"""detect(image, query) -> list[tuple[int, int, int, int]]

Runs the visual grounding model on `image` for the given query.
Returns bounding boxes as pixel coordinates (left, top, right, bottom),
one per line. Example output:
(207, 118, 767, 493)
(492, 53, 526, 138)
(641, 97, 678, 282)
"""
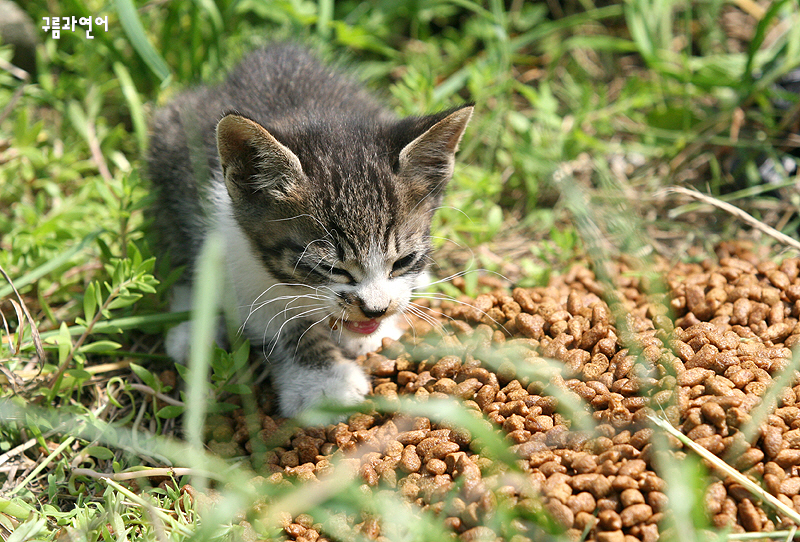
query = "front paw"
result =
(272, 359, 371, 418)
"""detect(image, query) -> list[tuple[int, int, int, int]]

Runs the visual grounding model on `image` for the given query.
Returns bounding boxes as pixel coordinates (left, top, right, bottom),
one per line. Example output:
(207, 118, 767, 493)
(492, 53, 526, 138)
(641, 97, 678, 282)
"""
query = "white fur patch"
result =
(271, 358, 371, 417)
(165, 183, 416, 417)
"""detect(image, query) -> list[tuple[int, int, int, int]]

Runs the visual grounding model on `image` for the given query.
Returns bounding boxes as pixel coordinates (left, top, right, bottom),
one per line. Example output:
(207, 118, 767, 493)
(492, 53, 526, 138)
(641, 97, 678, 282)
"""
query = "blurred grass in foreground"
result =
(1, 0, 800, 540)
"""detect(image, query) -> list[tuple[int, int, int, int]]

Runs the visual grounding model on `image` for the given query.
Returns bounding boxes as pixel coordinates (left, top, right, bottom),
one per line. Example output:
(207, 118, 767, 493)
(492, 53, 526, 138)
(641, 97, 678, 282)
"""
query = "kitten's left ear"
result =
(216, 113, 304, 202)
(396, 105, 473, 200)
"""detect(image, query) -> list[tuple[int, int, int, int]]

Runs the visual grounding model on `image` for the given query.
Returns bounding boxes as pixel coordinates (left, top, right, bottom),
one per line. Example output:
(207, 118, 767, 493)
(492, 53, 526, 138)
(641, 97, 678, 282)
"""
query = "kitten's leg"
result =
(165, 284, 193, 362)
(165, 283, 227, 362)
(268, 319, 371, 417)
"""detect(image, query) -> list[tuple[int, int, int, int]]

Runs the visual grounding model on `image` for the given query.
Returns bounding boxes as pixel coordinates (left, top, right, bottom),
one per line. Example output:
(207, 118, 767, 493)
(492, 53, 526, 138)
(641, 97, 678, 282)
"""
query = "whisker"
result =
(262, 306, 329, 358)
(294, 311, 335, 359)
(240, 294, 330, 332)
(405, 305, 448, 338)
(412, 268, 510, 291)
(423, 235, 466, 250)
(431, 205, 475, 225)
(409, 292, 511, 335)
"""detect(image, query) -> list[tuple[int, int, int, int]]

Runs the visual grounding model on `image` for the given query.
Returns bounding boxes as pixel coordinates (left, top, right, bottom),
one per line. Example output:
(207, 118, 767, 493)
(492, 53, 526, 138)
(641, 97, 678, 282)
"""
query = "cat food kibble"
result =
(198, 245, 800, 541)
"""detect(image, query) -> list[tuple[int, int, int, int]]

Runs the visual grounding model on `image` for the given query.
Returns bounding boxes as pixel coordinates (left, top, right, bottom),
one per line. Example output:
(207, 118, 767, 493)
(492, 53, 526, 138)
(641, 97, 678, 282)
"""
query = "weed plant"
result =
(1, 0, 800, 540)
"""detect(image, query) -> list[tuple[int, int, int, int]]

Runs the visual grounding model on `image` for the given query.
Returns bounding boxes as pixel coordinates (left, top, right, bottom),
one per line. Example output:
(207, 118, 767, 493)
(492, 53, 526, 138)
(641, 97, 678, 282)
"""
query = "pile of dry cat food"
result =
(203, 243, 800, 541)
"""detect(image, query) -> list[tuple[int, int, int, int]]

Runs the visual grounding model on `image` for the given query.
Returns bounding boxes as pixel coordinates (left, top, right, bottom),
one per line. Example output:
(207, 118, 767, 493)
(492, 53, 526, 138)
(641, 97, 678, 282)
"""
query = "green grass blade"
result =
(113, 0, 172, 84)
(745, 0, 792, 83)
(112, 62, 147, 154)
(34, 311, 190, 343)
(317, 0, 333, 39)
(185, 231, 225, 494)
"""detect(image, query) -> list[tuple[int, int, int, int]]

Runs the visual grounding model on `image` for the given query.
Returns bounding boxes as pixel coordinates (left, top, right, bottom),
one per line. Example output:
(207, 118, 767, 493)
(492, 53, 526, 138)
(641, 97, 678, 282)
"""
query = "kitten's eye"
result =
(391, 253, 417, 276)
(330, 267, 356, 284)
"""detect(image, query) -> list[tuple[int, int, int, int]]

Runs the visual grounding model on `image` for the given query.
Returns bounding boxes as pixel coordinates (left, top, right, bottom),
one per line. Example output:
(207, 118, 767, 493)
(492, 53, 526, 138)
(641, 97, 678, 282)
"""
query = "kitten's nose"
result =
(361, 306, 387, 319)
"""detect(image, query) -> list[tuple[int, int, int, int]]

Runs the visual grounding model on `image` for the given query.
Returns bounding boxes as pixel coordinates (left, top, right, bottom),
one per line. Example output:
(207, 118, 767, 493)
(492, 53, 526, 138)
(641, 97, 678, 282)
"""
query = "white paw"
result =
(165, 321, 192, 363)
(165, 320, 227, 363)
(273, 359, 371, 418)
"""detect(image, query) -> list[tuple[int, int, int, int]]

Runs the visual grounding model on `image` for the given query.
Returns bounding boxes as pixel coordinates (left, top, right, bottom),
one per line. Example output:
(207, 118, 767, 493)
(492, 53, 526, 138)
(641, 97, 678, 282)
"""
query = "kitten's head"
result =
(216, 106, 472, 340)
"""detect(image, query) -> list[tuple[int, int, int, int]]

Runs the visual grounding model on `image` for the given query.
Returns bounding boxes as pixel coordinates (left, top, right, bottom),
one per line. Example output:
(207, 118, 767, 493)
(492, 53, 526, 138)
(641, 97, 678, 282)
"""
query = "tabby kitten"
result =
(148, 45, 472, 416)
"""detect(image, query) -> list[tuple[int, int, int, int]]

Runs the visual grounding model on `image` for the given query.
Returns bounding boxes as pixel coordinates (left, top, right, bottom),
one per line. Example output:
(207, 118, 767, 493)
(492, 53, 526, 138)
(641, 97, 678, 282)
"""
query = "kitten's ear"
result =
(396, 105, 473, 200)
(216, 114, 304, 200)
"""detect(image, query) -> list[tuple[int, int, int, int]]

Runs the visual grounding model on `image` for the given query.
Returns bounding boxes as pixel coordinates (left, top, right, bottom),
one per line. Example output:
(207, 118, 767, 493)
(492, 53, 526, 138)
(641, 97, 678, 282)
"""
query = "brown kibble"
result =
(617, 459, 646, 478)
(456, 378, 483, 400)
(433, 378, 457, 394)
(365, 353, 396, 376)
(620, 504, 652, 527)
(399, 445, 421, 473)
(738, 498, 761, 532)
(678, 367, 712, 387)
(762, 425, 784, 459)
(774, 448, 800, 467)
(567, 492, 597, 515)
(431, 355, 462, 379)
(734, 447, 764, 470)
(460, 526, 497, 542)
(620, 489, 645, 508)
(574, 511, 598, 532)
(425, 458, 447, 476)
(597, 509, 622, 531)
(596, 532, 625, 542)
(516, 312, 546, 339)
(396, 430, 426, 446)
(417, 437, 460, 461)
(647, 491, 668, 513)
(700, 401, 726, 427)
(571, 473, 612, 498)
(571, 453, 598, 474)
(612, 475, 638, 491)
(285, 523, 307, 538)
(544, 499, 574, 530)
(779, 477, 800, 497)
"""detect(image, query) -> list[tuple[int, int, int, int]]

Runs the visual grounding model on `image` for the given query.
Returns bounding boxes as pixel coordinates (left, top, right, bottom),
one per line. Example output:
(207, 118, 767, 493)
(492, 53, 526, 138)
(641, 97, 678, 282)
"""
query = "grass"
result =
(1, 0, 800, 540)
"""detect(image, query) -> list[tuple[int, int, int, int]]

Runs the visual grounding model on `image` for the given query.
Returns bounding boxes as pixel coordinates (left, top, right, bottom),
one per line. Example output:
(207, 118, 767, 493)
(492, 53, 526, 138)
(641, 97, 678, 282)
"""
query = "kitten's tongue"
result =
(343, 319, 381, 335)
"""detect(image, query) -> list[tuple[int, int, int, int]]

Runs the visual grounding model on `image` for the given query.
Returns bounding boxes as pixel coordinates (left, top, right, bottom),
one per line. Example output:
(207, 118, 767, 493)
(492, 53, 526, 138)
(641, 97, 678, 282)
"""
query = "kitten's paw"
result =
(164, 320, 227, 363)
(165, 322, 192, 363)
(274, 360, 371, 418)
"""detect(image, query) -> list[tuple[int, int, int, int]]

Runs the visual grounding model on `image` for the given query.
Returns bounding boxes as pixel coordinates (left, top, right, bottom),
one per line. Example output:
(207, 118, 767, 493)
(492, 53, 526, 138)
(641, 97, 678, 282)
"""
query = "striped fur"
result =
(148, 45, 471, 416)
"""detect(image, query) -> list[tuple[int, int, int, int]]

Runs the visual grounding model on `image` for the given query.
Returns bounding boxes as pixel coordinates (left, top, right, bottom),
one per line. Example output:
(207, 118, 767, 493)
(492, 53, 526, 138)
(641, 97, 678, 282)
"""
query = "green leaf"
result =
(0, 498, 33, 520)
(85, 446, 115, 460)
(156, 405, 185, 419)
(107, 293, 143, 310)
(57, 321, 72, 364)
(83, 282, 97, 324)
(78, 340, 122, 353)
(129, 363, 158, 389)
(65, 369, 92, 381)
(221, 383, 253, 395)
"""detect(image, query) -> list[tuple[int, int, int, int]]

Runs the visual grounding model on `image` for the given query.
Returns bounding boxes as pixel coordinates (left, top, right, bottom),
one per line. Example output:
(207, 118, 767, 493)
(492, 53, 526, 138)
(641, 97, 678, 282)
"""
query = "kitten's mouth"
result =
(329, 318, 381, 335)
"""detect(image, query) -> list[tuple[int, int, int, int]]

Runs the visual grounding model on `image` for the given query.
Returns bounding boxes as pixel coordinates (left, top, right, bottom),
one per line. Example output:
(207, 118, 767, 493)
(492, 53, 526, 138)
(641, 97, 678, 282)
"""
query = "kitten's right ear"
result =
(216, 114, 304, 201)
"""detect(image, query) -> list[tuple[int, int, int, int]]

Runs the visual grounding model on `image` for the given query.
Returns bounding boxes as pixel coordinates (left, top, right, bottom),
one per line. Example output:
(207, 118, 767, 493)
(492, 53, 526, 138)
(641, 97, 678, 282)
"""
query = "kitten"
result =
(147, 45, 472, 416)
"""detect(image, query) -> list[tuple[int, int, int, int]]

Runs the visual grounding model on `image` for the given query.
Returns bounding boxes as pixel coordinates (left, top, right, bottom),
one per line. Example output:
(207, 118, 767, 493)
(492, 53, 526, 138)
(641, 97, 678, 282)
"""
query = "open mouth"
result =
(329, 318, 381, 335)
